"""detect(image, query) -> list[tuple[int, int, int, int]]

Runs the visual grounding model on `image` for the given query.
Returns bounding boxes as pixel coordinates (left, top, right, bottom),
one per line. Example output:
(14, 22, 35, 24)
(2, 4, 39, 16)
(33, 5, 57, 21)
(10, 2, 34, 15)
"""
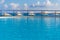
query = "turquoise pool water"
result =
(0, 16, 60, 40)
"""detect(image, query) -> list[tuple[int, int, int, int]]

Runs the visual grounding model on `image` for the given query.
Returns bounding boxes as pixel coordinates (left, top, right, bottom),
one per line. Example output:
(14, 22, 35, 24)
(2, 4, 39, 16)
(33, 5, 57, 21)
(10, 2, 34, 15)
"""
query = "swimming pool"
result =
(0, 16, 60, 40)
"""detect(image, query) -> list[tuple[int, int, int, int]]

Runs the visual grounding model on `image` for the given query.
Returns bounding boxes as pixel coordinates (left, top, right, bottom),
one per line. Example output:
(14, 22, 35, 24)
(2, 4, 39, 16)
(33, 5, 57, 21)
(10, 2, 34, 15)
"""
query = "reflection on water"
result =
(0, 17, 60, 40)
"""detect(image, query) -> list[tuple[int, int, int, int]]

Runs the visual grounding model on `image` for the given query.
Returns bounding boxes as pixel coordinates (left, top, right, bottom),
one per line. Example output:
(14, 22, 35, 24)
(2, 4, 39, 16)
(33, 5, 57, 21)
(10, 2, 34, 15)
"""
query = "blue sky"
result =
(0, 0, 60, 10)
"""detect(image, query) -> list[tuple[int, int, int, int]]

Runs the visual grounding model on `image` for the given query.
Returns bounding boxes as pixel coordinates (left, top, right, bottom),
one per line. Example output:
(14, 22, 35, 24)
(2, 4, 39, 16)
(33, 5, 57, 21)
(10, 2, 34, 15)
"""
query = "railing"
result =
(0, 10, 60, 16)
